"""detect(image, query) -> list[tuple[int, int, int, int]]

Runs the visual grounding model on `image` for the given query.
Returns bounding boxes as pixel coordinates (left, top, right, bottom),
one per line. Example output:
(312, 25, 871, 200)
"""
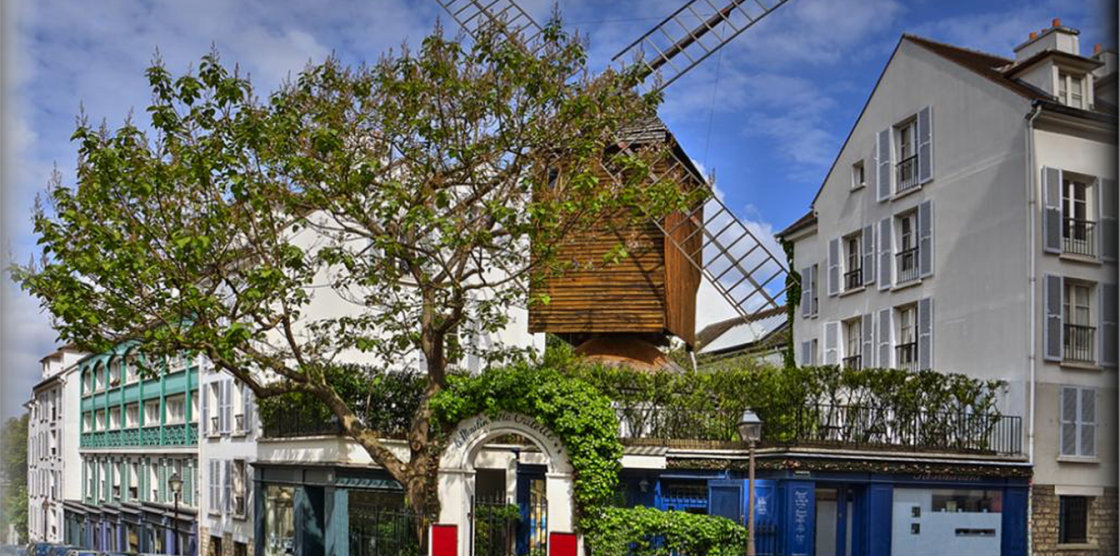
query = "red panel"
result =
(431, 524, 457, 556)
(549, 532, 578, 556)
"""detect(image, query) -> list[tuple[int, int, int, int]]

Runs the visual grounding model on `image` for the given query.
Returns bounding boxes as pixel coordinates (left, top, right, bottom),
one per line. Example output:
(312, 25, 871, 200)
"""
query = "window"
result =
(851, 160, 866, 189)
(165, 395, 186, 425)
(1062, 176, 1095, 257)
(1059, 496, 1089, 544)
(83, 412, 92, 433)
(113, 461, 122, 500)
(1063, 281, 1095, 362)
(125, 403, 139, 428)
(209, 460, 222, 513)
(168, 353, 188, 374)
(896, 212, 919, 283)
(150, 461, 160, 502)
(129, 462, 139, 500)
(144, 400, 160, 427)
(896, 119, 918, 192)
(210, 383, 222, 434)
(896, 305, 918, 371)
(844, 233, 862, 291)
(843, 318, 861, 369)
(232, 383, 245, 433)
(82, 370, 92, 395)
(109, 358, 121, 387)
(95, 410, 106, 431)
(1061, 386, 1097, 458)
(264, 485, 296, 556)
(125, 354, 140, 384)
(109, 407, 121, 430)
(1058, 72, 1085, 109)
(232, 460, 247, 517)
(86, 462, 95, 501)
(100, 462, 108, 503)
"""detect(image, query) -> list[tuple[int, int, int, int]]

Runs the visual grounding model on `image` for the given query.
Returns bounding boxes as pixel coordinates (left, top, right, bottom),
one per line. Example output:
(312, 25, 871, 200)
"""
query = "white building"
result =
(26, 346, 85, 543)
(777, 19, 1117, 554)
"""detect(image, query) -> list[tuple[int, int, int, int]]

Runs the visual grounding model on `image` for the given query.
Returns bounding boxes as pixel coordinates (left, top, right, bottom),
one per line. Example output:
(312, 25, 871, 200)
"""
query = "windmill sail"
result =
(434, 0, 797, 326)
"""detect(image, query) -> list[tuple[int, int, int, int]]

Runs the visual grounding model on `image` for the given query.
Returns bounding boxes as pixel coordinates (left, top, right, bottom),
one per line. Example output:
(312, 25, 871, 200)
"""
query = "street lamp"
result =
(168, 472, 183, 556)
(738, 410, 763, 556)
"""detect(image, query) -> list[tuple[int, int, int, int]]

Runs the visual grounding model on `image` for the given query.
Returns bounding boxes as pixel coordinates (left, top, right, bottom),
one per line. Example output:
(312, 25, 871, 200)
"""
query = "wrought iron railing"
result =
(896, 341, 918, 371)
(896, 246, 919, 283)
(842, 355, 862, 370)
(261, 406, 412, 439)
(349, 506, 420, 556)
(896, 155, 918, 192)
(1063, 323, 1095, 363)
(844, 267, 862, 291)
(615, 403, 1022, 455)
(1063, 218, 1096, 257)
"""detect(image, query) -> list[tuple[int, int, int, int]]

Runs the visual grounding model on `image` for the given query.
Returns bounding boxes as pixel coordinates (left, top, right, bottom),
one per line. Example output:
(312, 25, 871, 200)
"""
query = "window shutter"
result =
(800, 341, 812, 367)
(1042, 167, 1062, 253)
(1080, 388, 1096, 457)
(861, 313, 874, 369)
(878, 218, 892, 290)
(828, 238, 840, 296)
(1043, 274, 1063, 361)
(862, 225, 875, 286)
(244, 384, 254, 434)
(1060, 387, 1077, 456)
(1101, 284, 1117, 367)
(917, 106, 933, 184)
(824, 321, 839, 365)
(918, 200, 934, 278)
(918, 297, 933, 370)
(801, 267, 813, 317)
(222, 380, 231, 434)
(224, 460, 232, 514)
(867, 148, 876, 194)
(201, 381, 208, 436)
(876, 128, 892, 201)
(878, 308, 892, 368)
(809, 265, 817, 315)
(1100, 178, 1117, 262)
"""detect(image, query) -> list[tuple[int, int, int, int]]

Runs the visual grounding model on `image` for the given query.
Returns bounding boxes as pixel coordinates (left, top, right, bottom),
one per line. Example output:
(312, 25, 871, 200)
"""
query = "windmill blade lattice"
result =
(612, 0, 792, 95)
(433, 0, 796, 324)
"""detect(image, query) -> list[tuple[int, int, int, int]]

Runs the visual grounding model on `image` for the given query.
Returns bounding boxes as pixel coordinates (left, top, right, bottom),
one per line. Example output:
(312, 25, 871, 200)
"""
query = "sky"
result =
(1, 0, 1115, 417)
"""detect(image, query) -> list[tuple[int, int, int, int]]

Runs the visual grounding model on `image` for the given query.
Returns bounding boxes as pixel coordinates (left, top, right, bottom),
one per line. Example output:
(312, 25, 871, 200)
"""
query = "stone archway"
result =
(437, 412, 577, 556)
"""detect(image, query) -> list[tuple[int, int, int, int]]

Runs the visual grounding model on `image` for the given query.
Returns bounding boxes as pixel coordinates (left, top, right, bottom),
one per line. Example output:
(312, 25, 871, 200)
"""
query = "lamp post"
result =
(168, 472, 183, 556)
(737, 410, 763, 556)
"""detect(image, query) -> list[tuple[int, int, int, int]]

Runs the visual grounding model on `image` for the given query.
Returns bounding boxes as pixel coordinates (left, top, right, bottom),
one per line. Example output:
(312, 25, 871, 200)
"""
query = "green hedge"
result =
(582, 506, 747, 556)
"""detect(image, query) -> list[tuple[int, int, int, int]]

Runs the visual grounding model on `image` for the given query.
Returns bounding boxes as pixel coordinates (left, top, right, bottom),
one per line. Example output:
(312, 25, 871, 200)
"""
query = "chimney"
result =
(1093, 46, 1117, 78)
(1014, 18, 1081, 62)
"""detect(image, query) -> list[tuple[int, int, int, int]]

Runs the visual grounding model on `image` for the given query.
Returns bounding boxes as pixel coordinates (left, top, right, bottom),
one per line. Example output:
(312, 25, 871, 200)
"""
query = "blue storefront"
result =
(617, 459, 1029, 556)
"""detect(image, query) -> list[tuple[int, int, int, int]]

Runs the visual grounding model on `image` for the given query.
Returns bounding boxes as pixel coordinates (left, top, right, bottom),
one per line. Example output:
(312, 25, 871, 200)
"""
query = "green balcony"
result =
(80, 423, 197, 448)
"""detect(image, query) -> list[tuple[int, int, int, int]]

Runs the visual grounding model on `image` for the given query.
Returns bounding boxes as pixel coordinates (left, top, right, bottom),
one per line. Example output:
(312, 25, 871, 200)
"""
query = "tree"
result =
(1, 414, 29, 543)
(13, 17, 695, 536)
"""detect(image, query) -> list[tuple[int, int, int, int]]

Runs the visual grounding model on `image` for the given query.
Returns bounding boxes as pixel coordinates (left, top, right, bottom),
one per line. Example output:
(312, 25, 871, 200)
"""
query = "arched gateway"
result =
(436, 412, 578, 556)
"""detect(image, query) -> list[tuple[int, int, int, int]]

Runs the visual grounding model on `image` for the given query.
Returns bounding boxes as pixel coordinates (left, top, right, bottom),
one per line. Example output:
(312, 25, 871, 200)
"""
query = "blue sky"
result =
(1, 0, 1114, 416)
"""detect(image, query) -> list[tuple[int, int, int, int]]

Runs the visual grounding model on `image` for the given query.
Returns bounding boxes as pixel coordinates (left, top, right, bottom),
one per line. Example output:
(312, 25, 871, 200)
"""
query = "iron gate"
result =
(349, 503, 420, 556)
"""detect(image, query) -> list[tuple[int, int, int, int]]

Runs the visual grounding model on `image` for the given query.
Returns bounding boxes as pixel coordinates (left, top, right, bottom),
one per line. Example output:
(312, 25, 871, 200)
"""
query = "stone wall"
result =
(1032, 484, 1118, 556)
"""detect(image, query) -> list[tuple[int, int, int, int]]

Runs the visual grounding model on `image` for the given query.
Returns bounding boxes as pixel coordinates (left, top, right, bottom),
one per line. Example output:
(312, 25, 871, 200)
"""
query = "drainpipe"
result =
(1024, 100, 1042, 556)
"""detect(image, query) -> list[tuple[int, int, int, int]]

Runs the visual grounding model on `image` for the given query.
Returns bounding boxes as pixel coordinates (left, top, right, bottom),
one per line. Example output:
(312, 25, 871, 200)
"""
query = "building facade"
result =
(64, 347, 202, 554)
(778, 21, 1117, 556)
(27, 346, 85, 544)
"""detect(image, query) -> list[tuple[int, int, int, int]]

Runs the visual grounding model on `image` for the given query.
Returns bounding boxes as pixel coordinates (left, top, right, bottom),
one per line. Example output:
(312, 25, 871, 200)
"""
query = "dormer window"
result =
(1058, 72, 1085, 109)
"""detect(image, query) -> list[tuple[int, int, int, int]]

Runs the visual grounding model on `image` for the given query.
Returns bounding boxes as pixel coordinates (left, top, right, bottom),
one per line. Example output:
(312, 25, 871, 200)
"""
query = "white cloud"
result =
(0, 280, 58, 418)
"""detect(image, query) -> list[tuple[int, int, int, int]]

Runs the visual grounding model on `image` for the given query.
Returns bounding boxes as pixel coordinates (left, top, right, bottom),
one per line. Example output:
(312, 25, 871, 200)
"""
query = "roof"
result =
(618, 114, 707, 185)
(696, 305, 787, 354)
(775, 210, 817, 239)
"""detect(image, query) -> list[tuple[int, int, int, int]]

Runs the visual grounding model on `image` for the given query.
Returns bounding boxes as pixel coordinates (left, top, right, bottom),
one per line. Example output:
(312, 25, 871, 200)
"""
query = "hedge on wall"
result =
(582, 506, 747, 556)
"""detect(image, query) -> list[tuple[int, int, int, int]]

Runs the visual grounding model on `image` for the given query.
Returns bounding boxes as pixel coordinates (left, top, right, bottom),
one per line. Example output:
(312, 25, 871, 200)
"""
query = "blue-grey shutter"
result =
(1101, 284, 1117, 366)
(800, 341, 812, 366)
(1043, 274, 1063, 361)
(200, 380, 208, 436)
(1080, 388, 1096, 457)
(222, 380, 231, 434)
(861, 313, 874, 369)
(244, 384, 254, 434)
(917, 106, 933, 184)
(878, 218, 892, 290)
(918, 200, 934, 278)
(877, 128, 892, 201)
(809, 265, 818, 315)
(918, 298, 933, 370)
(867, 148, 876, 194)
(1060, 387, 1077, 456)
(1100, 178, 1117, 262)
(801, 266, 813, 317)
(828, 238, 840, 296)
(224, 460, 232, 514)
(824, 322, 839, 365)
(862, 225, 875, 286)
(1043, 167, 1062, 253)
(878, 308, 891, 368)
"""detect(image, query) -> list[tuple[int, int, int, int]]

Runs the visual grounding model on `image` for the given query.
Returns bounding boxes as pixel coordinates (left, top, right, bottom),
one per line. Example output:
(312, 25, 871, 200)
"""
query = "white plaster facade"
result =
(780, 25, 1116, 502)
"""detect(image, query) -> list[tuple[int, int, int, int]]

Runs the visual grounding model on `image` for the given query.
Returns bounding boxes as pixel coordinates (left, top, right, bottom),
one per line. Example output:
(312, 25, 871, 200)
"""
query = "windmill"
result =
(437, 0, 796, 367)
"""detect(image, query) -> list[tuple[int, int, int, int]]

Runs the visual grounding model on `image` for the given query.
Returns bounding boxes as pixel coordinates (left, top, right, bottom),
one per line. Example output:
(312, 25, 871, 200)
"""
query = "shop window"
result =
(661, 480, 708, 513)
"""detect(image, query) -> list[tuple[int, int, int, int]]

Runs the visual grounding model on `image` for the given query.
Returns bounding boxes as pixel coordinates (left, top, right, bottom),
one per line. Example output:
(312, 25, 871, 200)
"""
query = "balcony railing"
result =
(615, 403, 1022, 456)
(80, 424, 197, 448)
(842, 355, 862, 370)
(896, 246, 919, 283)
(1063, 323, 1095, 363)
(896, 341, 918, 372)
(262, 404, 413, 440)
(896, 155, 918, 193)
(844, 267, 862, 291)
(235, 414, 245, 433)
(1062, 218, 1096, 257)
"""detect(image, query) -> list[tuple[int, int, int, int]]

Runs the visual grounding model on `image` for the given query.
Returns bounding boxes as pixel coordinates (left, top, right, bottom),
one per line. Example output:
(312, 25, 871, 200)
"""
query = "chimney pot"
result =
(1030, 31, 1038, 40)
(1052, 18, 1061, 28)
(1094, 43, 1102, 54)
